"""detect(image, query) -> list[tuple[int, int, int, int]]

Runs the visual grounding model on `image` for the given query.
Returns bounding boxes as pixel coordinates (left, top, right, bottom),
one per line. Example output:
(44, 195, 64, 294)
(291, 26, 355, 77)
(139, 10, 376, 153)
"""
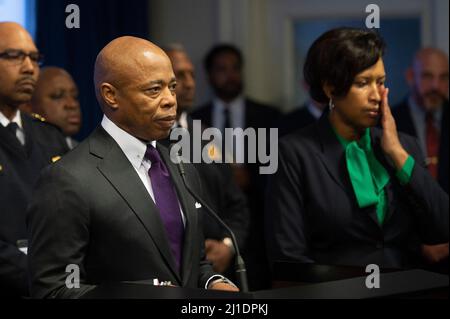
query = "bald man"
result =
(31, 67, 82, 149)
(393, 48, 448, 193)
(393, 48, 449, 269)
(27, 36, 239, 298)
(0, 22, 68, 297)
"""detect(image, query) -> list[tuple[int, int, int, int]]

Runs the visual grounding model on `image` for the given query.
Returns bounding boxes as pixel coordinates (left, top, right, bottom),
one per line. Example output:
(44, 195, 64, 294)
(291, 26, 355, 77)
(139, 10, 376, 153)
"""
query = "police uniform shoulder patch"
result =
(31, 113, 46, 122)
(51, 156, 61, 163)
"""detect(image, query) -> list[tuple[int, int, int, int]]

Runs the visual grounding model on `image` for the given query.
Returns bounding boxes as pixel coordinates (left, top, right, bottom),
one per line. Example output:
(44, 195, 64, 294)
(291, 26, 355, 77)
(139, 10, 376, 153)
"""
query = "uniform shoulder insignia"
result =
(51, 156, 61, 163)
(31, 113, 46, 122)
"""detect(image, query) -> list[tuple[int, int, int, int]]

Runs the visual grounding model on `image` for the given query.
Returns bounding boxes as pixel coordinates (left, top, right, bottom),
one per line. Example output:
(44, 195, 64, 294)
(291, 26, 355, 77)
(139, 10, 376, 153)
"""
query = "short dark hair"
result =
(303, 27, 386, 104)
(204, 44, 243, 72)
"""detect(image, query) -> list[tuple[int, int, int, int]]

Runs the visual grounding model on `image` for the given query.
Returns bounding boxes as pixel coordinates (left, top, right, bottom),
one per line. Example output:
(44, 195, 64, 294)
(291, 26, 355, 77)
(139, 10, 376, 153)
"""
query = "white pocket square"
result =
(195, 202, 202, 209)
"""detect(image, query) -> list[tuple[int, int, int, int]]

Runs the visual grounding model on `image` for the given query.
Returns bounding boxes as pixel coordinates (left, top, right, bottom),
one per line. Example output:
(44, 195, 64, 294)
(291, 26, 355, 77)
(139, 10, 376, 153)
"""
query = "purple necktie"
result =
(145, 144, 184, 271)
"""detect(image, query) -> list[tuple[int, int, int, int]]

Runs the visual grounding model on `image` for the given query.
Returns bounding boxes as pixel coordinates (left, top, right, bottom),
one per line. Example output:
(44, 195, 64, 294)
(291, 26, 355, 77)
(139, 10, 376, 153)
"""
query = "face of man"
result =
(410, 50, 449, 112)
(32, 69, 82, 136)
(167, 50, 195, 113)
(0, 24, 40, 111)
(113, 50, 178, 141)
(208, 52, 243, 102)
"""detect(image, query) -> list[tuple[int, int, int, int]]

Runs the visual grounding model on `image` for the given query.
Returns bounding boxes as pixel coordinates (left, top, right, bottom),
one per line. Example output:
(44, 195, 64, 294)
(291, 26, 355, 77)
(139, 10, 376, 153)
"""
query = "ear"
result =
(405, 67, 414, 87)
(323, 83, 334, 100)
(101, 83, 119, 110)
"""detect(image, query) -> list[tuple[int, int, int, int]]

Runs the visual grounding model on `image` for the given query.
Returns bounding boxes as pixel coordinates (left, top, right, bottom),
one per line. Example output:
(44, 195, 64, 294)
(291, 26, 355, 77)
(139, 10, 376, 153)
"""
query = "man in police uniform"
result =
(0, 22, 68, 297)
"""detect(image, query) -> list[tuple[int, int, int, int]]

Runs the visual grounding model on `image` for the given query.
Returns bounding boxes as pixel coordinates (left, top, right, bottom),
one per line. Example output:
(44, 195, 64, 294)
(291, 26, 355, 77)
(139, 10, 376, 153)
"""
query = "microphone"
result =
(174, 153, 249, 293)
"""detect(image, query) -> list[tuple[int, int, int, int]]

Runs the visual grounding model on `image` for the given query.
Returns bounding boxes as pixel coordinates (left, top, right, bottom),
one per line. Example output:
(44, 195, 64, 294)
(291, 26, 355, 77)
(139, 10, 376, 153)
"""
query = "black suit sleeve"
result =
(264, 139, 313, 267)
(0, 241, 28, 296)
(27, 165, 95, 298)
(399, 134, 449, 244)
(199, 163, 249, 251)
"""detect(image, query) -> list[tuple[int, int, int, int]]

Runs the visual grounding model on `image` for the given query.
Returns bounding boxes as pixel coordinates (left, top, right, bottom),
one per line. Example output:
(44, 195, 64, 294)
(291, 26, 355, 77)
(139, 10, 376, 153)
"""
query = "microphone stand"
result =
(175, 155, 249, 293)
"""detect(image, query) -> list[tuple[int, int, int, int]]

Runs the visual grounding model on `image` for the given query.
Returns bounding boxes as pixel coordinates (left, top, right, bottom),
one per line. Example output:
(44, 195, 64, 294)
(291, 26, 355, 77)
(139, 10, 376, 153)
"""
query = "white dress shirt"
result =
(212, 96, 246, 163)
(0, 110, 26, 145)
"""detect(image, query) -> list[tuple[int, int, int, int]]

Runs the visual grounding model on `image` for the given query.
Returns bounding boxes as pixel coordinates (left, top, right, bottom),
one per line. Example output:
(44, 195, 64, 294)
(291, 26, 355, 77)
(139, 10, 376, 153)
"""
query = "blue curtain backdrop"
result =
(36, 0, 149, 140)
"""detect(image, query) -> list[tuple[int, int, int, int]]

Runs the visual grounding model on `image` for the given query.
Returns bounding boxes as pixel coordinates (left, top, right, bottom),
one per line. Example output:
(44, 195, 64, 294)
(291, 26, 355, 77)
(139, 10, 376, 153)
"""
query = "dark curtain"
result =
(36, 0, 150, 140)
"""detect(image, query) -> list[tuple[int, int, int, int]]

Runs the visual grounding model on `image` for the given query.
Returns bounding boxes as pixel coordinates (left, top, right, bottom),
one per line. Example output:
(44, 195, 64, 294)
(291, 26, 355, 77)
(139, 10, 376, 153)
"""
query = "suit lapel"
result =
(0, 122, 27, 158)
(91, 127, 181, 283)
(157, 142, 197, 285)
(315, 114, 354, 197)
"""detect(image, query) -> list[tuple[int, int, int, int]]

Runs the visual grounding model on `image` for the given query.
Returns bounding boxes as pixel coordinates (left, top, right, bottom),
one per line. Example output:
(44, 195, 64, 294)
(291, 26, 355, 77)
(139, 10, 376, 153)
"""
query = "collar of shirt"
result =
(212, 95, 245, 130)
(0, 109, 23, 129)
(101, 115, 156, 170)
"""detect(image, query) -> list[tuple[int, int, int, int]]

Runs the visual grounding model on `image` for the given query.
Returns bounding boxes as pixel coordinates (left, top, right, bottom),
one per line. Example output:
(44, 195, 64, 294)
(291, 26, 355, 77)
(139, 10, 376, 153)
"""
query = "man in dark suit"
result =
(164, 45, 249, 276)
(392, 47, 449, 269)
(393, 48, 448, 193)
(277, 99, 325, 137)
(0, 22, 68, 297)
(27, 36, 238, 298)
(191, 44, 280, 290)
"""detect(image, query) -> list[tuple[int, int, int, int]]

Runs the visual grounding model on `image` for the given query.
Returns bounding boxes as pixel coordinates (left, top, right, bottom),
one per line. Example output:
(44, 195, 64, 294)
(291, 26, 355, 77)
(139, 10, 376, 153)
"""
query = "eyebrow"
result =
(146, 77, 177, 86)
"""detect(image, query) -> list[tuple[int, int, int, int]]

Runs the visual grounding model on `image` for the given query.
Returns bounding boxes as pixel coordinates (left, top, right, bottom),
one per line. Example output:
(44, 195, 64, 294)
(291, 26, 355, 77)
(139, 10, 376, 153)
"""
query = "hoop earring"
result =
(328, 98, 335, 111)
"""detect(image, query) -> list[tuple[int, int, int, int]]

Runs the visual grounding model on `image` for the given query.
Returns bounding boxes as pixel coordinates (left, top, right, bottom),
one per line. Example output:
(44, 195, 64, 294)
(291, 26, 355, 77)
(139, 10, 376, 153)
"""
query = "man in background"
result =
(164, 44, 249, 277)
(393, 47, 449, 271)
(0, 22, 68, 297)
(192, 44, 280, 290)
(31, 66, 82, 149)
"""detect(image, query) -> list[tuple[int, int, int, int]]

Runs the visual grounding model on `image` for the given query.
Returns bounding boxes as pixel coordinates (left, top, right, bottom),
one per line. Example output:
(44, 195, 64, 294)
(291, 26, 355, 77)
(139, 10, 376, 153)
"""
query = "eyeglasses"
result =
(0, 49, 44, 66)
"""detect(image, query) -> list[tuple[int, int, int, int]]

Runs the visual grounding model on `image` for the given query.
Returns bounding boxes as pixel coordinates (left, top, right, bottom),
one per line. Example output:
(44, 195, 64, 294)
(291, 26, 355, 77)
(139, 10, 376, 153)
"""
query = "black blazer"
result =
(27, 127, 216, 298)
(191, 98, 280, 131)
(192, 99, 280, 289)
(392, 99, 449, 193)
(276, 104, 319, 137)
(0, 112, 68, 297)
(265, 114, 449, 269)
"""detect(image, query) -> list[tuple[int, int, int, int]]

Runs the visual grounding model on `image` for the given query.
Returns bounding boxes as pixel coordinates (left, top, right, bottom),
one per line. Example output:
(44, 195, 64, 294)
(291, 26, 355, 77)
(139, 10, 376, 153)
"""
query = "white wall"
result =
(149, 0, 218, 107)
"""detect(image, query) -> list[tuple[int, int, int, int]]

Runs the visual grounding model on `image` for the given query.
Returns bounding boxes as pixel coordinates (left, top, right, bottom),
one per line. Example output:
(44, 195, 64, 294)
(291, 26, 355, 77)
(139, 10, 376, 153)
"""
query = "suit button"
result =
(376, 242, 383, 249)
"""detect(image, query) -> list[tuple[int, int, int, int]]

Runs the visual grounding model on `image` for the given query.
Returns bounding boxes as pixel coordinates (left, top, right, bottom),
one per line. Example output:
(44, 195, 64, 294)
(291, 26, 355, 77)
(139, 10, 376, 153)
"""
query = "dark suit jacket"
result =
(191, 99, 280, 290)
(276, 104, 319, 137)
(0, 112, 68, 297)
(265, 114, 449, 269)
(27, 127, 217, 298)
(392, 99, 449, 193)
(191, 98, 280, 131)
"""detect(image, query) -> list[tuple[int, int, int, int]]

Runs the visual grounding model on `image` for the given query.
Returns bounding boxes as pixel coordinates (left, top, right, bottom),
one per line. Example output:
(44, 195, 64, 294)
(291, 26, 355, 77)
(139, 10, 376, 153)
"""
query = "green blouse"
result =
(333, 128, 415, 225)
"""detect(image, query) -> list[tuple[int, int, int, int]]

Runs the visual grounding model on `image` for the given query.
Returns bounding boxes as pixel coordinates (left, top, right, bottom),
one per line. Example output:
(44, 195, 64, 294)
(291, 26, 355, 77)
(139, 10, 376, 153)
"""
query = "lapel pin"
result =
(51, 156, 61, 163)
(195, 202, 202, 209)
